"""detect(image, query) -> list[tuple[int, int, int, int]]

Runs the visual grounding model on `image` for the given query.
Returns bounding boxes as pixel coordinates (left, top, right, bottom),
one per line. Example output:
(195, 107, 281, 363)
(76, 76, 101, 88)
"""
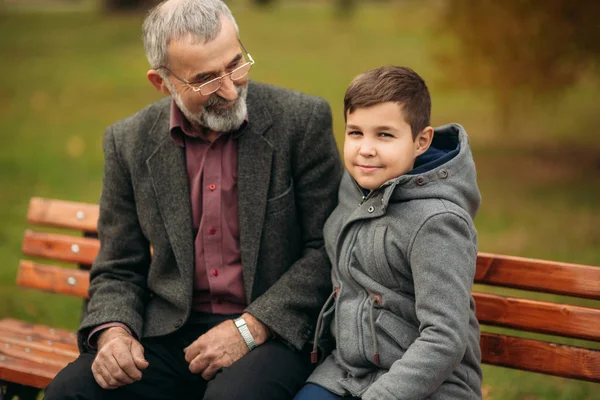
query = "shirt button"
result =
(209, 184, 216, 191)
(212, 269, 219, 276)
(209, 227, 216, 235)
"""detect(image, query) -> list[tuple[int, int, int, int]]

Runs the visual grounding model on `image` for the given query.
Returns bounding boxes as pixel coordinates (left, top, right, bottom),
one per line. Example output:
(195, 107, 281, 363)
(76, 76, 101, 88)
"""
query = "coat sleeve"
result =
(77, 125, 151, 352)
(244, 98, 343, 350)
(362, 212, 477, 400)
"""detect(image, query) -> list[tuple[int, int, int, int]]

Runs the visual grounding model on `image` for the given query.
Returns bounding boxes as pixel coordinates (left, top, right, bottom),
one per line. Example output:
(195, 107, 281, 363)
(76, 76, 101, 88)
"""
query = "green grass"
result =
(1, 1, 599, 398)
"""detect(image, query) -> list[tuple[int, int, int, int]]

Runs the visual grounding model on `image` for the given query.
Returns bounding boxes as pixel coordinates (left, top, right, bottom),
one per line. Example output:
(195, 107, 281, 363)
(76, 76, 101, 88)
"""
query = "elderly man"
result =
(43, 0, 342, 399)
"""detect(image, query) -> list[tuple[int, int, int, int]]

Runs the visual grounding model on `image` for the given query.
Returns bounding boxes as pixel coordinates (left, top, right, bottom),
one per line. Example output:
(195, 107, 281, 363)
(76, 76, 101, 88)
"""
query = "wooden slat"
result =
(480, 332, 600, 382)
(474, 292, 600, 341)
(0, 319, 77, 347)
(17, 261, 89, 298)
(27, 197, 99, 233)
(476, 252, 600, 299)
(0, 354, 60, 389)
(22, 230, 99, 266)
(0, 340, 75, 368)
(0, 330, 78, 359)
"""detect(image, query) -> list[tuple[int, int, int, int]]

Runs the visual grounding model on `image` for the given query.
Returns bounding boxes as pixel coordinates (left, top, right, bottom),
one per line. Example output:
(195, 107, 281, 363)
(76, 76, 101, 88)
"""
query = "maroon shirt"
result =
(169, 100, 247, 314)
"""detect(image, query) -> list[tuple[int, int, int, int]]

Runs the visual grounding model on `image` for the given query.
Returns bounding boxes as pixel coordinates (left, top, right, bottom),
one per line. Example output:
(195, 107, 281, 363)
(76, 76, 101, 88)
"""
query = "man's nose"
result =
(216, 76, 239, 101)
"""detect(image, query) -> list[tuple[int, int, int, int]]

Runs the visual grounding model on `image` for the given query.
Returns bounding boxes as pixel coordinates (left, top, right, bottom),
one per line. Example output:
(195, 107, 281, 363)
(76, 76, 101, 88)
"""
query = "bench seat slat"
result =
(0, 330, 79, 358)
(0, 354, 60, 389)
(480, 332, 600, 382)
(0, 339, 75, 368)
(476, 252, 600, 299)
(474, 292, 600, 341)
(22, 230, 99, 266)
(17, 260, 90, 298)
(0, 319, 77, 346)
(27, 197, 99, 233)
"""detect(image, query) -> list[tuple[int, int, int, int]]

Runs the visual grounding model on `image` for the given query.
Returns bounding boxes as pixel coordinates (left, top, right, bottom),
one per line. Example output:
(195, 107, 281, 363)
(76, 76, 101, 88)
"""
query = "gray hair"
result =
(143, 0, 239, 69)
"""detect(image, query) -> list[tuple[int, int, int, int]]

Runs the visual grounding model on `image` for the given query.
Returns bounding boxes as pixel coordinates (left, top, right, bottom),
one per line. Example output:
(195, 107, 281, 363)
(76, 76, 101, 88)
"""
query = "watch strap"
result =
(234, 316, 257, 351)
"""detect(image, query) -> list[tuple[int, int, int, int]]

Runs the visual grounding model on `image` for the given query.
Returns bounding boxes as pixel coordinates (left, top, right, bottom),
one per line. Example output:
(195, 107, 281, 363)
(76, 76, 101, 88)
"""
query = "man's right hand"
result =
(91, 326, 149, 389)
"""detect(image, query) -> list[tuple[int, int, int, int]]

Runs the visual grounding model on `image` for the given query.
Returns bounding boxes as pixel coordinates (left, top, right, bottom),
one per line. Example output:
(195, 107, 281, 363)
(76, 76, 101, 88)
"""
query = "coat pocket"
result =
(371, 309, 420, 368)
(266, 180, 294, 214)
(371, 226, 399, 287)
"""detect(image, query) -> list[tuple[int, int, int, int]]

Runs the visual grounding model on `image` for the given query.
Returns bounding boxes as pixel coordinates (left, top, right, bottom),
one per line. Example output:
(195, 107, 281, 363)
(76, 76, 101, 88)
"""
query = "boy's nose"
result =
(359, 146, 376, 157)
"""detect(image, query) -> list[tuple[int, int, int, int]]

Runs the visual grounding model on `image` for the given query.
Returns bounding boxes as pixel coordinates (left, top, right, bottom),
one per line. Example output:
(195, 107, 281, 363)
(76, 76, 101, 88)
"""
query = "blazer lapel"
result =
(146, 110, 195, 295)
(238, 87, 274, 302)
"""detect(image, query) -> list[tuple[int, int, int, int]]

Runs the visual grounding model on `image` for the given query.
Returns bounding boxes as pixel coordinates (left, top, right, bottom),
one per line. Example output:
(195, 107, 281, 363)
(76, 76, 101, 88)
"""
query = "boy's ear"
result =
(415, 126, 434, 156)
(147, 69, 171, 95)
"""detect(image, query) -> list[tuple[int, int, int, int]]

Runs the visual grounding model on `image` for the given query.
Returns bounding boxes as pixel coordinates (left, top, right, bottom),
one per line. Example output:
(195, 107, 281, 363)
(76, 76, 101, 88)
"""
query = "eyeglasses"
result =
(157, 40, 255, 96)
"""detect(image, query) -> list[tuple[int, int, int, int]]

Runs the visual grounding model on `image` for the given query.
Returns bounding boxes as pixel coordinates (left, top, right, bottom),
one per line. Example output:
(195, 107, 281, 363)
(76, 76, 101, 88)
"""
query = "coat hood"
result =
(379, 123, 481, 219)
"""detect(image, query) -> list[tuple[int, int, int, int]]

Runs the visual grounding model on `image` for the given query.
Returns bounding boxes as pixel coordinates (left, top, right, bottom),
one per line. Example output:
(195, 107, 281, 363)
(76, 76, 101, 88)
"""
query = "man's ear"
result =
(415, 126, 434, 156)
(147, 69, 171, 95)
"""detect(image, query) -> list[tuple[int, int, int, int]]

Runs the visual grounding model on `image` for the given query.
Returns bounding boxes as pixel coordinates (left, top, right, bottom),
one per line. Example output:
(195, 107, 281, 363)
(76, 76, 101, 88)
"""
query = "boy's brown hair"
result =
(344, 66, 431, 138)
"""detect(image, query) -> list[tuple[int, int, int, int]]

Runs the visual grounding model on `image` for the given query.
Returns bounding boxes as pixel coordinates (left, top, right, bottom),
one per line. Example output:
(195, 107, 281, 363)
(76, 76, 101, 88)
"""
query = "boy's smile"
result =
(344, 102, 432, 190)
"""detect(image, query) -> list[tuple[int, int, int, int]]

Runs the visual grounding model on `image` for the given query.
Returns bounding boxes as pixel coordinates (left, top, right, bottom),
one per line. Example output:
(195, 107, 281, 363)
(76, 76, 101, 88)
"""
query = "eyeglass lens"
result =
(199, 62, 252, 95)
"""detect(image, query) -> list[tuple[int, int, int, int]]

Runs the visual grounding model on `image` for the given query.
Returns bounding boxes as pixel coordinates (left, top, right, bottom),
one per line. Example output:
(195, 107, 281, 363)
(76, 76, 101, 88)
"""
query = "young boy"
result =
(294, 66, 482, 400)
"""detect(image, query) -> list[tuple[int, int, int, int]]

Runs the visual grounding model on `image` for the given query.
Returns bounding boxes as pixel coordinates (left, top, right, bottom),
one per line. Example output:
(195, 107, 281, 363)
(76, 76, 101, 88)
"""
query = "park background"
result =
(0, 0, 599, 398)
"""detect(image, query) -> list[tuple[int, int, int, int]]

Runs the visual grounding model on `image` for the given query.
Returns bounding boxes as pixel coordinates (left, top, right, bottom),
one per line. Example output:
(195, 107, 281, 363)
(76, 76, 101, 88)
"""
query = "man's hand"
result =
(184, 313, 270, 380)
(91, 326, 149, 389)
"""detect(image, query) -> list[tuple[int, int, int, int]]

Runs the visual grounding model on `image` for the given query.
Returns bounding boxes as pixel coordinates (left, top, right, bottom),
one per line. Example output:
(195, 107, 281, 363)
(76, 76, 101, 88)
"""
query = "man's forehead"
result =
(166, 29, 241, 74)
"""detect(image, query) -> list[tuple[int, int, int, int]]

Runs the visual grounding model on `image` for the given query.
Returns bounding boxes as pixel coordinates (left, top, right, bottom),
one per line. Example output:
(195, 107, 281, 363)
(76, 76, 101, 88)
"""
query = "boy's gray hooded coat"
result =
(307, 124, 483, 399)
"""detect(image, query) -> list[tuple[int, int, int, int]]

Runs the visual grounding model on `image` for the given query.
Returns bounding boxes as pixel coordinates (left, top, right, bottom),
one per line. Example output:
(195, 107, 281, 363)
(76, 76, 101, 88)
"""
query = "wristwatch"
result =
(234, 316, 257, 351)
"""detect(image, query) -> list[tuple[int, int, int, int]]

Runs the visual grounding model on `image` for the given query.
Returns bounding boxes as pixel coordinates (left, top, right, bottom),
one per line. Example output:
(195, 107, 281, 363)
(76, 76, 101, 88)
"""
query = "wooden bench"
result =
(1, 197, 599, 398)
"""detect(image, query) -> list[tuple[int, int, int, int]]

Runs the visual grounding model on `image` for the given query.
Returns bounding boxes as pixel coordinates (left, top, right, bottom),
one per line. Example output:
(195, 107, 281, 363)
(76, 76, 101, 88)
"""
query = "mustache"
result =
(204, 86, 243, 110)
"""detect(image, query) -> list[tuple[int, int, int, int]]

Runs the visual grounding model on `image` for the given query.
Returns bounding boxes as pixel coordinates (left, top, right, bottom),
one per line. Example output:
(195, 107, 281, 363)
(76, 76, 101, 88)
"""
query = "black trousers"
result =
(44, 313, 315, 400)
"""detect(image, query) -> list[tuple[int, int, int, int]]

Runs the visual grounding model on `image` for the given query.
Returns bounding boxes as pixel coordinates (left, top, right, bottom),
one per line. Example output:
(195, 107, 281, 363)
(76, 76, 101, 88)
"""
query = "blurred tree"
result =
(103, 0, 161, 12)
(336, 0, 357, 18)
(253, 0, 276, 7)
(439, 0, 600, 133)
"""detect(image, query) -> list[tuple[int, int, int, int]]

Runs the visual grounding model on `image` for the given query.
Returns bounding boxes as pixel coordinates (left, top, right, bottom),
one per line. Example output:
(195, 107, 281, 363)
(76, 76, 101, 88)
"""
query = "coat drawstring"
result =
(311, 288, 337, 363)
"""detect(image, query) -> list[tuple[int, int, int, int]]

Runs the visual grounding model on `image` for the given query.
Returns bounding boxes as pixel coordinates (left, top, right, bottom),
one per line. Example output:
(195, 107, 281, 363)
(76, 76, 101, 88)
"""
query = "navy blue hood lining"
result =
(408, 128, 460, 175)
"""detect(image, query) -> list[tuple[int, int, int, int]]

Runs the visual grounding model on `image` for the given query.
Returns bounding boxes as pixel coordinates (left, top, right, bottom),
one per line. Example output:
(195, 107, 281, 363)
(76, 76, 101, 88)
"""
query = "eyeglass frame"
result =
(156, 39, 255, 96)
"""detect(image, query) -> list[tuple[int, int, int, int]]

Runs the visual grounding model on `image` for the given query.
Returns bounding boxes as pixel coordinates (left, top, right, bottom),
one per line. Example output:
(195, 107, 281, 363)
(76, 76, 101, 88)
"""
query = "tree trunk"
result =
(103, 0, 161, 12)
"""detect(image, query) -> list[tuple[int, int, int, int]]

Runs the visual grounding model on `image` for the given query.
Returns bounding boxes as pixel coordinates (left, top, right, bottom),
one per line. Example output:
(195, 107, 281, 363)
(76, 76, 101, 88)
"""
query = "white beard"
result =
(166, 81, 248, 133)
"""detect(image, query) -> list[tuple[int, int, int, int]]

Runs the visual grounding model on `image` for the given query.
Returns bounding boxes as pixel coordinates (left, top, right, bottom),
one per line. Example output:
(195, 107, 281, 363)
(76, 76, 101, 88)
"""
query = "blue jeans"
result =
(293, 383, 360, 400)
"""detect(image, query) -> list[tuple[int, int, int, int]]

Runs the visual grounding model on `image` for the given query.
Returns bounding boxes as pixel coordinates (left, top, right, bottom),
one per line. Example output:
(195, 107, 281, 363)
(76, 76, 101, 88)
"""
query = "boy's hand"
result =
(92, 326, 149, 389)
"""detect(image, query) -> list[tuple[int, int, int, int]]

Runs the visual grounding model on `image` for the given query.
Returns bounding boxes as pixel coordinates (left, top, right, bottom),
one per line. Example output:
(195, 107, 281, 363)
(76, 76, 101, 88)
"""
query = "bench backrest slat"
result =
(22, 230, 99, 266)
(27, 197, 99, 233)
(476, 252, 600, 299)
(481, 332, 600, 382)
(17, 261, 90, 299)
(474, 292, 600, 341)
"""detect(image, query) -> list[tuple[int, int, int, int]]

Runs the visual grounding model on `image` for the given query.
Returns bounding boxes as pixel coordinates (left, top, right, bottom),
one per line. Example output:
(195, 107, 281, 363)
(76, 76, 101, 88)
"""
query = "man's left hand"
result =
(184, 313, 270, 380)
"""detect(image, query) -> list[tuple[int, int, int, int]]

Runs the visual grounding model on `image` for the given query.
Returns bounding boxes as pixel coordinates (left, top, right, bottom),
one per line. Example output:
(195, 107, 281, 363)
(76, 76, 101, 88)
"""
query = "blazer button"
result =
(174, 318, 184, 329)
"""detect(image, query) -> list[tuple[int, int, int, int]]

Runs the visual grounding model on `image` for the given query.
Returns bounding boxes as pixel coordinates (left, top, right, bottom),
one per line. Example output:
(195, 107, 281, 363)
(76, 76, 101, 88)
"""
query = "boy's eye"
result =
(348, 131, 362, 136)
(378, 132, 394, 138)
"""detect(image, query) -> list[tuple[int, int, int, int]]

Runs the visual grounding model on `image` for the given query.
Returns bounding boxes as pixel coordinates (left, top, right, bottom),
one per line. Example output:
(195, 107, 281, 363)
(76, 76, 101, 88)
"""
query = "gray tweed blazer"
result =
(78, 81, 343, 352)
